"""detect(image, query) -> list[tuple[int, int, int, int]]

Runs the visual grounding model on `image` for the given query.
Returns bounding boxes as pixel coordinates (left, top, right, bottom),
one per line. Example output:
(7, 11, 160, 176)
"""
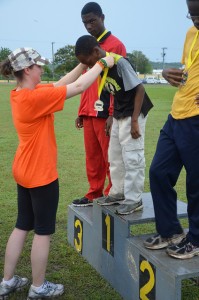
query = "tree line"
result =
(0, 46, 154, 80)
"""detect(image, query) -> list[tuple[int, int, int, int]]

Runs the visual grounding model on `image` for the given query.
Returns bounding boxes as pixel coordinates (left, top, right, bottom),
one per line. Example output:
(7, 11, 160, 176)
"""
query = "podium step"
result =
(103, 192, 187, 227)
(68, 204, 93, 225)
(67, 192, 198, 300)
(130, 234, 199, 280)
(126, 234, 199, 300)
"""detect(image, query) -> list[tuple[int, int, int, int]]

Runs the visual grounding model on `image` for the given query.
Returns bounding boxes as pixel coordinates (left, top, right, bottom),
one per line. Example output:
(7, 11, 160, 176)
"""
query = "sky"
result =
(0, 0, 192, 63)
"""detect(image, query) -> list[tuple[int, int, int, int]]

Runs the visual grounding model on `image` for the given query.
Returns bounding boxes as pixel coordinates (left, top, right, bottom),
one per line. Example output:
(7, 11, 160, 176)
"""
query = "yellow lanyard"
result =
(98, 52, 110, 98)
(97, 29, 108, 42)
(97, 29, 109, 98)
(187, 30, 199, 69)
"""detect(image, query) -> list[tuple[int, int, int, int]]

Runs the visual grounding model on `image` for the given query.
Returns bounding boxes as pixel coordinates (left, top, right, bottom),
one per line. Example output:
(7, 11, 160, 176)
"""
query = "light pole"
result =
(51, 42, 55, 80)
(161, 47, 167, 70)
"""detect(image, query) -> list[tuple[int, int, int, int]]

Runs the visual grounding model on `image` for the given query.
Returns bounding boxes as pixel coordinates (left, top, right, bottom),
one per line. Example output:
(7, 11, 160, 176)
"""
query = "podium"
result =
(67, 193, 199, 300)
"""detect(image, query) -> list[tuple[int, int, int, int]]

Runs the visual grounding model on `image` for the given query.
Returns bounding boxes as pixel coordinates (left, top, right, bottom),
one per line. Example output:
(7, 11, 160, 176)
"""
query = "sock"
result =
(31, 283, 44, 292)
(3, 277, 15, 286)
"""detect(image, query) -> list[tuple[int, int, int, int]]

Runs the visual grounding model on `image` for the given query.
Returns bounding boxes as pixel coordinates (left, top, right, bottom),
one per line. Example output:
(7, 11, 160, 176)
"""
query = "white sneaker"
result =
(97, 195, 124, 206)
(0, 275, 29, 298)
(144, 232, 185, 250)
(27, 280, 64, 299)
(115, 200, 143, 215)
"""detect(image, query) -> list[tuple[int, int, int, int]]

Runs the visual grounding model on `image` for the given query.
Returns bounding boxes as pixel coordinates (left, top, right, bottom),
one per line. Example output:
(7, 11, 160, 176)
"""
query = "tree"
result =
(42, 65, 54, 81)
(53, 45, 153, 76)
(127, 50, 152, 74)
(43, 65, 52, 76)
(0, 47, 11, 62)
(54, 45, 78, 74)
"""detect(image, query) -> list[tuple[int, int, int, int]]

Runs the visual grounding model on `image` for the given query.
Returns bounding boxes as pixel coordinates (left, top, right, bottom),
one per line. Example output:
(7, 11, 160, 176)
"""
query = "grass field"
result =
(0, 83, 198, 299)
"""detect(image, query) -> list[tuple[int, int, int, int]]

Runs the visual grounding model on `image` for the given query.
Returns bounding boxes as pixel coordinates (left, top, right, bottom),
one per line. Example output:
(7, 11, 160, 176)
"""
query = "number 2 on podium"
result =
(139, 255, 156, 300)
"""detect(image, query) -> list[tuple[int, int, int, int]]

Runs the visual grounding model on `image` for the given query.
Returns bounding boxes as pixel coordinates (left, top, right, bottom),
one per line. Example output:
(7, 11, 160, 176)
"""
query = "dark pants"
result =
(16, 179, 59, 235)
(150, 114, 199, 245)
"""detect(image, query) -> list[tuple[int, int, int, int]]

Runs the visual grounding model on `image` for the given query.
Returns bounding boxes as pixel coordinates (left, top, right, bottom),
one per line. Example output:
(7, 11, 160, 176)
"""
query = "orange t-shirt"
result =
(11, 84, 67, 188)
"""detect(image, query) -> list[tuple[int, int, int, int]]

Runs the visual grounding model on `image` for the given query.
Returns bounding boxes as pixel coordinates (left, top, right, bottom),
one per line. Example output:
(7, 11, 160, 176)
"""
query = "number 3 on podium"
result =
(74, 216, 83, 254)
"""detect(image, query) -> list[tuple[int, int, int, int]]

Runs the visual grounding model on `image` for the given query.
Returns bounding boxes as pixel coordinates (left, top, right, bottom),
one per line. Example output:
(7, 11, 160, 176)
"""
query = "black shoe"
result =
(72, 196, 93, 207)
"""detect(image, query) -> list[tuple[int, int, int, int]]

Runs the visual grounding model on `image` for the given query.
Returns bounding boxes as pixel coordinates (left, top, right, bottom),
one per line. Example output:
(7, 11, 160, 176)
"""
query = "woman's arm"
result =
(66, 56, 114, 99)
(54, 63, 86, 87)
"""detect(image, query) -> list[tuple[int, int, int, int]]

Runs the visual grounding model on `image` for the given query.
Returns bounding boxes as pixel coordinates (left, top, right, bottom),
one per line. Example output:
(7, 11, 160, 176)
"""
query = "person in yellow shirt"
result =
(0, 47, 113, 299)
(144, 0, 199, 260)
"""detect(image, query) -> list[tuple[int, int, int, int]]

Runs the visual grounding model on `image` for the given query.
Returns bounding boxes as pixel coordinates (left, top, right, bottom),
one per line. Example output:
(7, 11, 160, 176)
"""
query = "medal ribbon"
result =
(187, 30, 199, 69)
(97, 52, 110, 99)
(97, 29, 108, 42)
(97, 30, 109, 98)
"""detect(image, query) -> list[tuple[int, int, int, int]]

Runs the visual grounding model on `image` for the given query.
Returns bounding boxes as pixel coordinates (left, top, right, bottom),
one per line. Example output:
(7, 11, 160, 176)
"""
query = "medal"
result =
(94, 52, 110, 112)
(94, 99, 104, 111)
(181, 70, 188, 85)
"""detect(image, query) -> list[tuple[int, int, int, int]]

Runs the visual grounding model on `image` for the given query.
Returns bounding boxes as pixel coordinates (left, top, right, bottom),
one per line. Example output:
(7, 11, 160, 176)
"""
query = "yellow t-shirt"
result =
(171, 26, 199, 119)
(11, 84, 66, 188)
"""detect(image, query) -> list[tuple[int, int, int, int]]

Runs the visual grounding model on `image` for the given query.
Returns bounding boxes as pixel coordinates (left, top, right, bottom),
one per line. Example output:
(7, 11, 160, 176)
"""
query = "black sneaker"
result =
(166, 237, 199, 259)
(72, 197, 93, 207)
(144, 232, 185, 250)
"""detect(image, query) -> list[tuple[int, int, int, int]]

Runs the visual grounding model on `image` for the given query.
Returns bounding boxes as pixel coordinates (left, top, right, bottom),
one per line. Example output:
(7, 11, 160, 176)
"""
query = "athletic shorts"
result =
(16, 179, 59, 235)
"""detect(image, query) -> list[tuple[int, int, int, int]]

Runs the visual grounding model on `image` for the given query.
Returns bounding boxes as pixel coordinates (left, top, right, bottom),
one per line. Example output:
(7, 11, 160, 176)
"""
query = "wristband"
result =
(97, 61, 105, 70)
(99, 58, 108, 68)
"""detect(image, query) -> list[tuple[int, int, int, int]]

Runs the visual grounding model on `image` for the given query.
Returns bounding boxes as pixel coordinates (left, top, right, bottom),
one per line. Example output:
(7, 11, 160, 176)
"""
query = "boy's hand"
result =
(105, 116, 113, 136)
(75, 116, 83, 129)
(131, 120, 141, 139)
(195, 94, 199, 107)
(162, 68, 184, 87)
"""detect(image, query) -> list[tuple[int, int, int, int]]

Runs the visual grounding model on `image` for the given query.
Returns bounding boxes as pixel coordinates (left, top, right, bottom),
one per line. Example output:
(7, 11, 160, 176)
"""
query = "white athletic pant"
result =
(108, 114, 147, 204)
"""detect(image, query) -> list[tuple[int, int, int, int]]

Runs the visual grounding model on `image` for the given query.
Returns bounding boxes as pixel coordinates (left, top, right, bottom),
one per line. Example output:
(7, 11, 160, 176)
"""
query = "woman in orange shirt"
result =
(0, 47, 113, 299)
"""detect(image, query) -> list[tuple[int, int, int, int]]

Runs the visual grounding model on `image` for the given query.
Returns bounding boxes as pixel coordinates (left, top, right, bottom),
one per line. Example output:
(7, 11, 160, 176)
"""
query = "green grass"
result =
(0, 83, 198, 300)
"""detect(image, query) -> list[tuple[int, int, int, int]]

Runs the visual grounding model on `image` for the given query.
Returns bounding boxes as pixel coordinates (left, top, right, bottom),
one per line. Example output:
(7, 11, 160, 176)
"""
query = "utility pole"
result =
(51, 42, 55, 80)
(161, 47, 167, 70)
